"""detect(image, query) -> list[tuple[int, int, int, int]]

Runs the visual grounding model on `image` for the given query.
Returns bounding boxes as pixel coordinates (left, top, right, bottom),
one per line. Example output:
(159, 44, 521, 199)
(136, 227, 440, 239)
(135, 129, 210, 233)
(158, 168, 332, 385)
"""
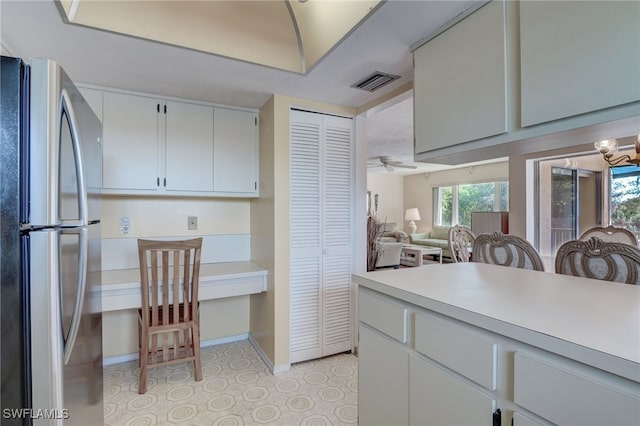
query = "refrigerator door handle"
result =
(63, 226, 88, 365)
(60, 88, 88, 228)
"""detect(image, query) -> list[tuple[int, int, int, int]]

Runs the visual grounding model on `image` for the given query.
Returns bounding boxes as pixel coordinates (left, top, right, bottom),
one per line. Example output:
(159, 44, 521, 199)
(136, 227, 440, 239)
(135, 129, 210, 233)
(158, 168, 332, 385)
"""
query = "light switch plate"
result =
(188, 216, 198, 230)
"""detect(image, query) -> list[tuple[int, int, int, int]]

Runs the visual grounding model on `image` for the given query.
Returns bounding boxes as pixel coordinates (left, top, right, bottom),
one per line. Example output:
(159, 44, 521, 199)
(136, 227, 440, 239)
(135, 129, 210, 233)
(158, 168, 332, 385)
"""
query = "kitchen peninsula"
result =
(353, 263, 640, 426)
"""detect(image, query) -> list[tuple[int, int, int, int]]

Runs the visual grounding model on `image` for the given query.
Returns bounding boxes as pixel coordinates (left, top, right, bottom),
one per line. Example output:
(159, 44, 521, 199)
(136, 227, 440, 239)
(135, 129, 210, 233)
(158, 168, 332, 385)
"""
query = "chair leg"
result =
(192, 324, 202, 382)
(139, 331, 149, 394)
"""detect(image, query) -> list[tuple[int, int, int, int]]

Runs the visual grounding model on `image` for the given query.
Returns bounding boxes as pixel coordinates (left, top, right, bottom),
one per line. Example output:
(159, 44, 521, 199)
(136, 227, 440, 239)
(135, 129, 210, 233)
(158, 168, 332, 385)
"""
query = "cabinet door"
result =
(520, 1, 640, 127)
(290, 111, 322, 363)
(213, 108, 257, 193)
(321, 115, 353, 356)
(165, 100, 214, 192)
(410, 354, 496, 425)
(413, 0, 507, 153)
(359, 324, 409, 426)
(102, 91, 160, 191)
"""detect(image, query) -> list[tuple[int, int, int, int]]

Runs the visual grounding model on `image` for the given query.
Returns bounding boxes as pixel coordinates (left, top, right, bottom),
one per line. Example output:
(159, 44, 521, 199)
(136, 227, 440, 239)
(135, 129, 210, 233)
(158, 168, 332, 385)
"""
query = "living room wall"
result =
(404, 161, 509, 233)
(367, 172, 404, 229)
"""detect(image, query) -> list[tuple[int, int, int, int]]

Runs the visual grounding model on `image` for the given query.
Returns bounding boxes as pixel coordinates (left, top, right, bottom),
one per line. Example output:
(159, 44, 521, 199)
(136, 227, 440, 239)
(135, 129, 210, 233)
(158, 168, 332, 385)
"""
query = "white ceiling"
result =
(1, 0, 491, 174)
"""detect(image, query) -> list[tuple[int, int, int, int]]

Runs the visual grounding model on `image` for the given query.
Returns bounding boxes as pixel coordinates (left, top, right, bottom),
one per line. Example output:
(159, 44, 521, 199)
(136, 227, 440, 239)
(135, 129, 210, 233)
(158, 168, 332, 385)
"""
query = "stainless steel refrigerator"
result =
(1, 56, 103, 425)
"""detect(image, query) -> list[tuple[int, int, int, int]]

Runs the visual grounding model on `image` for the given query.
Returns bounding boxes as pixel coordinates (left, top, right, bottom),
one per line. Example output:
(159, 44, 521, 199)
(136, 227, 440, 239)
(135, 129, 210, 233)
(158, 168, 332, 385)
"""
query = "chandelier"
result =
(594, 136, 640, 166)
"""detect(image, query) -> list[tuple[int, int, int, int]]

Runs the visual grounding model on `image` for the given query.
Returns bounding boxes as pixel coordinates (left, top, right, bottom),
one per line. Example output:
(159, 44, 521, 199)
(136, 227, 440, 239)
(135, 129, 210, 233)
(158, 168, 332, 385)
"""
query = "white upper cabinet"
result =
(520, 1, 640, 127)
(413, 0, 507, 152)
(97, 89, 258, 197)
(213, 107, 257, 194)
(165, 100, 214, 192)
(412, 0, 640, 162)
(102, 91, 161, 191)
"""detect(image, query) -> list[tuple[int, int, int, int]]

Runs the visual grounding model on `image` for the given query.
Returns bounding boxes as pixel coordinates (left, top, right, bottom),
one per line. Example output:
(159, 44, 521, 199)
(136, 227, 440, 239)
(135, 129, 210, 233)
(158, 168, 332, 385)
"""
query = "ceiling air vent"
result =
(351, 71, 401, 92)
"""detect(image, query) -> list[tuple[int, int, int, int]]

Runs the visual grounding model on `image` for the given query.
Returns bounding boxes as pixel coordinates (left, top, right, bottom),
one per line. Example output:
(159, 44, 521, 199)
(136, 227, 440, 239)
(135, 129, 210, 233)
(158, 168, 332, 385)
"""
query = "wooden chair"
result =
(555, 237, 640, 284)
(579, 225, 638, 246)
(137, 238, 203, 394)
(472, 232, 545, 271)
(448, 225, 476, 263)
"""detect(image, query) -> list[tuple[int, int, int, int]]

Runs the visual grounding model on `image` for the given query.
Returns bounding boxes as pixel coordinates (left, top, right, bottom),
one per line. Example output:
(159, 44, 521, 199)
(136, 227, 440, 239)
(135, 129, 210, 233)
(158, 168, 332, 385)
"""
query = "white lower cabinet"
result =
(513, 352, 640, 426)
(358, 325, 408, 426)
(357, 286, 640, 426)
(410, 354, 496, 426)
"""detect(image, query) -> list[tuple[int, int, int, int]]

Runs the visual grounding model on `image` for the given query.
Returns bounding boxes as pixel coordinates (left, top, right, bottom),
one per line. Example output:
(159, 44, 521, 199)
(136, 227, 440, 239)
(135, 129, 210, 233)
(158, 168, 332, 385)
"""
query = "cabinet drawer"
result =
(514, 352, 640, 425)
(359, 288, 407, 343)
(415, 312, 496, 390)
(410, 354, 495, 426)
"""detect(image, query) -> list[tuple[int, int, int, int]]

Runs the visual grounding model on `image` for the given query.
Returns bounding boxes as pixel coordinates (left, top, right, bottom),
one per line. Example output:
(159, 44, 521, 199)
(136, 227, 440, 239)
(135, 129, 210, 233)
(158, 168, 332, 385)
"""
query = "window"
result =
(610, 165, 640, 242)
(433, 181, 508, 227)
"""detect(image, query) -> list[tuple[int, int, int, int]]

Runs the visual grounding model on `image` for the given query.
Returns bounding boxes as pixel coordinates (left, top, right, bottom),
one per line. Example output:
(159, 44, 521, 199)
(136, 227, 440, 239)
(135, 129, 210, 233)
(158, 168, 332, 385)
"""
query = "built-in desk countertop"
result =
(353, 262, 640, 382)
(101, 261, 267, 312)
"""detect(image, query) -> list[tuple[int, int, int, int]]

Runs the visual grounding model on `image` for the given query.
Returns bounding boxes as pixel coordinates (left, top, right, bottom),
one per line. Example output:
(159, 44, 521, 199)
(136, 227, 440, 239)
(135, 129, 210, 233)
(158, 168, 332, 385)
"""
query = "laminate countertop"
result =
(352, 263, 640, 382)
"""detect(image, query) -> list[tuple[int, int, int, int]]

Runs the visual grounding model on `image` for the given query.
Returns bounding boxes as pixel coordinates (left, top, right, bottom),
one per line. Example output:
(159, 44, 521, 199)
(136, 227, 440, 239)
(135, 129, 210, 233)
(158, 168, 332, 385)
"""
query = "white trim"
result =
(102, 333, 249, 366)
(248, 334, 290, 375)
(101, 261, 267, 312)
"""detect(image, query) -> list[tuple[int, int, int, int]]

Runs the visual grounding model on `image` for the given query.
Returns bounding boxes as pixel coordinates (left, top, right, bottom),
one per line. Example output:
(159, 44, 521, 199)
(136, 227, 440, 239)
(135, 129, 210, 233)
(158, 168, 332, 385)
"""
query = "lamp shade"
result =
(405, 208, 421, 221)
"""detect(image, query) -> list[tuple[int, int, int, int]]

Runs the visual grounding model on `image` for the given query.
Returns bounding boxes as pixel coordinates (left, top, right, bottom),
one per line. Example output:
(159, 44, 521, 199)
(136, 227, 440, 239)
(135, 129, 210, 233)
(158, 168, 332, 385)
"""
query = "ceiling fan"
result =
(367, 156, 418, 172)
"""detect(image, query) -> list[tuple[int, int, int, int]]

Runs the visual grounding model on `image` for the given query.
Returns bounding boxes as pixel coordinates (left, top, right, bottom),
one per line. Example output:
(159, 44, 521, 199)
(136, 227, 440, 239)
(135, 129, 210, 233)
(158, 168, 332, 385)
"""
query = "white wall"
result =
(404, 162, 509, 233)
(367, 173, 404, 230)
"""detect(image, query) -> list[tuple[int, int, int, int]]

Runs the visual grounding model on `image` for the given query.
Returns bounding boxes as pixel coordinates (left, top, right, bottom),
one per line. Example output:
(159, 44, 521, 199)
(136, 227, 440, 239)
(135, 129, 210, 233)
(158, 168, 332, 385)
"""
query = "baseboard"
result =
(102, 333, 249, 366)
(248, 334, 290, 375)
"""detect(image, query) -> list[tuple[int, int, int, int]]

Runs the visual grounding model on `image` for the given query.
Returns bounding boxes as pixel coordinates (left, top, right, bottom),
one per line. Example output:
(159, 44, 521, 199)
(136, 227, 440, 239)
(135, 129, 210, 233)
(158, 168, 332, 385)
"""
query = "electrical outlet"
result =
(188, 216, 198, 230)
(120, 217, 131, 234)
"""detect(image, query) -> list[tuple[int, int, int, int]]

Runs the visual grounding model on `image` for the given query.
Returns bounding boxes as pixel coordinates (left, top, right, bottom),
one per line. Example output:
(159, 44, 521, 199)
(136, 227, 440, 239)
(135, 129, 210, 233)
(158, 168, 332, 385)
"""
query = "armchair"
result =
(375, 242, 404, 269)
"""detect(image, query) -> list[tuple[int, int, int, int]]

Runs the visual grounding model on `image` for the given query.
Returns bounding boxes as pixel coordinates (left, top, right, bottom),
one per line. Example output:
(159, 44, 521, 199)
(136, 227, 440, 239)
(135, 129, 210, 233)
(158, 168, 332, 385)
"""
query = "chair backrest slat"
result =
(138, 238, 203, 328)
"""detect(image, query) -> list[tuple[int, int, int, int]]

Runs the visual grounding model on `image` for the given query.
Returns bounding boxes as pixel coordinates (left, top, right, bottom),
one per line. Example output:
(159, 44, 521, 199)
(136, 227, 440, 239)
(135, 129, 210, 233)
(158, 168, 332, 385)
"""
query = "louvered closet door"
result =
(322, 115, 353, 356)
(290, 110, 353, 363)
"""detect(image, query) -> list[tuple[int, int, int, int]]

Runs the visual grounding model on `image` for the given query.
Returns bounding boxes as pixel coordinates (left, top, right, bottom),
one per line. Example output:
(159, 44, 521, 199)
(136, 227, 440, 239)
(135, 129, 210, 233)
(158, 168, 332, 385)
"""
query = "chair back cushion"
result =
(555, 237, 640, 284)
(473, 232, 544, 271)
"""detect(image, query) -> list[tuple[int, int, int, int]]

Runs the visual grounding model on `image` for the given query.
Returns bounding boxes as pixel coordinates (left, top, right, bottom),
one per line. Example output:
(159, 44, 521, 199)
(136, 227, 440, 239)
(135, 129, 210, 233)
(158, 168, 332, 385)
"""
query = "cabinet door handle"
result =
(163, 177, 166, 187)
(492, 408, 501, 426)
(164, 104, 167, 114)
(157, 177, 160, 187)
(157, 104, 160, 113)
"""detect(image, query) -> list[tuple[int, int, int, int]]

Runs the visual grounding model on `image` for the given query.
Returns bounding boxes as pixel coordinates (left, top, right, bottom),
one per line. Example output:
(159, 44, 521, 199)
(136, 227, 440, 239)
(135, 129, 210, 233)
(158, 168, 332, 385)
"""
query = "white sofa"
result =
(378, 222, 410, 244)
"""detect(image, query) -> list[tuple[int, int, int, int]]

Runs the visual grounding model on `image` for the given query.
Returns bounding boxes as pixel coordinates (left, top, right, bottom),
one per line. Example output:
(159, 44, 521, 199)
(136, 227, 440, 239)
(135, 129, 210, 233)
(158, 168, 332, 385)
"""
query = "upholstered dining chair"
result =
(137, 238, 203, 394)
(555, 237, 640, 284)
(448, 225, 476, 263)
(472, 232, 545, 271)
(579, 225, 638, 246)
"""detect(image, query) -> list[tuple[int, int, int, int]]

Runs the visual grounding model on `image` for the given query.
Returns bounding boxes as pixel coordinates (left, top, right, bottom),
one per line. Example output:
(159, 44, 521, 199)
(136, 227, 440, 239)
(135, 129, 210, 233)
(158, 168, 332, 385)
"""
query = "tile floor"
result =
(103, 340, 358, 425)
